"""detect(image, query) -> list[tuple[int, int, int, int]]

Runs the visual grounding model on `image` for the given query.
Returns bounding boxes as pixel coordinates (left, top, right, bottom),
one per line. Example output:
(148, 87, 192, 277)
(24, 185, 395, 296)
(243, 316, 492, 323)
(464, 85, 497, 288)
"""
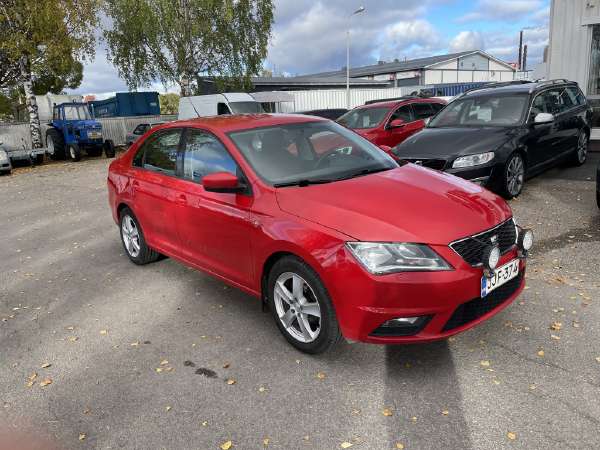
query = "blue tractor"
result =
(45, 102, 115, 161)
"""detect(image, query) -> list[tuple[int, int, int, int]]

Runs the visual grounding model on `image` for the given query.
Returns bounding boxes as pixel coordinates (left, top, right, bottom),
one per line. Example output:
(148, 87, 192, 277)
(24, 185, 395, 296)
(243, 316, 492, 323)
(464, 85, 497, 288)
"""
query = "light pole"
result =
(346, 6, 365, 109)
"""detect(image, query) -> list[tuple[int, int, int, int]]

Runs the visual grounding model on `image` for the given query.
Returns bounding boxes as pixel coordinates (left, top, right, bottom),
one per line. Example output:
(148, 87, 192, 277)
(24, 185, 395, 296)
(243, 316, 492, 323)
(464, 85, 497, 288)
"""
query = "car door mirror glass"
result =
(534, 112, 554, 124)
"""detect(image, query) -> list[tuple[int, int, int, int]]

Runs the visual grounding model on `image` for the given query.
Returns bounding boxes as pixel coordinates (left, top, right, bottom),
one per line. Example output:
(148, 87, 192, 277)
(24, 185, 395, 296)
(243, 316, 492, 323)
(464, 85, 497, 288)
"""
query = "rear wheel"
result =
(119, 208, 161, 265)
(267, 256, 342, 354)
(501, 152, 525, 199)
(570, 131, 588, 166)
(68, 143, 81, 162)
(104, 139, 116, 158)
(46, 128, 65, 160)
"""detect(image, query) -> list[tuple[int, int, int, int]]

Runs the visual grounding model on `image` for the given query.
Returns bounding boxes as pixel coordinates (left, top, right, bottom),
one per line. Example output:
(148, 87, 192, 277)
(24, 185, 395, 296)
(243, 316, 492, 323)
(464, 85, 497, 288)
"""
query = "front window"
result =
(63, 105, 92, 120)
(183, 130, 239, 183)
(229, 102, 264, 114)
(337, 107, 391, 129)
(429, 95, 528, 127)
(228, 121, 397, 186)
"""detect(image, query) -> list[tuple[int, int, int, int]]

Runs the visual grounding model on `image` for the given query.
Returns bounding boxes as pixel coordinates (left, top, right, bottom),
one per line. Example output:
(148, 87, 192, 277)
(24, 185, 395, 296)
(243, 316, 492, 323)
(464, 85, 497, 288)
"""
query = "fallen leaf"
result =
(155, 368, 163, 373)
(410, 416, 417, 422)
(100, 329, 108, 335)
(441, 410, 449, 416)
(480, 360, 491, 367)
(27, 372, 37, 381)
(529, 384, 537, 390)
(130, 342, 140, 347)
(78, 433, 86, 441)
(396, 444, 405, 449)
(316, 372, 326, 380)
(258, 386, 267, 393)
(595, 357, 600, 363)
(66, 326, 74, 331)
(223, 362, 231, 369)
(201, 421, 208, 426)
(537, 350, 545, 357)
(226, 379, 236, 385)
(160, 360, 169, 366)
(263, 437, 270, 446)
(340, 442, 353, 449)
(67, 336, 78, 342)
(165, 406, 172, 412)
(507, 432, 517, 440)
(220, 441, 233, 450)
(549, 322, 562, 331)
(551, 335, 561, 340)
(39, 378, 52, 387)
(41, 363, 51, 369)
(382, 408, 393, 417)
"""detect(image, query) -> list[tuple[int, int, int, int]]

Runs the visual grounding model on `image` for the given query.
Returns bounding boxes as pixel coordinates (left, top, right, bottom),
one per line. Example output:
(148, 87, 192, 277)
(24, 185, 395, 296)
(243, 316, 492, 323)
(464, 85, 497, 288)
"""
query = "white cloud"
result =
(459, 0, 543, 22)
(449, 31, 485, 53)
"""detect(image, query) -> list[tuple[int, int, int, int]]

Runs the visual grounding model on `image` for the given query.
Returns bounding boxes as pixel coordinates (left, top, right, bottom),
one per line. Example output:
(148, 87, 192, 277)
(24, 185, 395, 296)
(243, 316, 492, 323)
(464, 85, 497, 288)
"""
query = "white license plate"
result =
(89, 132, 102, 139)
(481, 259, 519, 297)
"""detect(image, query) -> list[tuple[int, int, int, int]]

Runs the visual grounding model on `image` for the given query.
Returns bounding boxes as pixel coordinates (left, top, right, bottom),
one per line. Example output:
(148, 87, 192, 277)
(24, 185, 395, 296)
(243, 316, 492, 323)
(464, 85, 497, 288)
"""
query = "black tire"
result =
(267, 256, 342, 354)
(596, 190, 600, 209)
(104, 140, 116, 158)
(119, 207, 161, 265)
(500, 152, 526, 199)
(46, 128, 65, 160)
(67, 143, 82, 162)
(86, 147, 103, 157)
(570, 131, 588, 166)
(34, 153, 44, 165)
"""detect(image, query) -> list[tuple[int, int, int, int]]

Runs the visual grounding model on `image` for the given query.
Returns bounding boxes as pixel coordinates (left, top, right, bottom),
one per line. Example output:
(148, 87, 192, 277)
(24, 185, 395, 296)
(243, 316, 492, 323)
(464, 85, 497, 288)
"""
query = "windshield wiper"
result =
(273, 178, 336, 188)
(335, 166, 392, 181)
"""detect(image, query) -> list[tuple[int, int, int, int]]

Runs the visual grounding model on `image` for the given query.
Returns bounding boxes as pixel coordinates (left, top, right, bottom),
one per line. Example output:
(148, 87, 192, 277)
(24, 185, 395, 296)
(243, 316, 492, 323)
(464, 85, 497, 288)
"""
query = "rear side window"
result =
(566, 87, 586, 106)
(217, 103, 231, 115)
(182, 130, 238, 183)
(136, 129, 181, 175)
(431, 103, 445, 113)
(412, 103, 436, 120)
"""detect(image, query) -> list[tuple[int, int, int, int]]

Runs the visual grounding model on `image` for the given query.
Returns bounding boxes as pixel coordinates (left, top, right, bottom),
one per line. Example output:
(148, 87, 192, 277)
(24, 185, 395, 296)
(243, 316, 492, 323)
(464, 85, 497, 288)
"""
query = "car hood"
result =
(394, 126, 515, 158)
(275, 165, 512, 244)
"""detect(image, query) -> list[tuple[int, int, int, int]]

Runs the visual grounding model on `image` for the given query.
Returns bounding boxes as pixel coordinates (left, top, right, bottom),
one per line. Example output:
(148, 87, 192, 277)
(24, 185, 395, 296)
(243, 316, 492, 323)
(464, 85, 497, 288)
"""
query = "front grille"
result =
(442, 273, 523, 332)
(450, 219, 517, 266)
(404, 158, 447, 170)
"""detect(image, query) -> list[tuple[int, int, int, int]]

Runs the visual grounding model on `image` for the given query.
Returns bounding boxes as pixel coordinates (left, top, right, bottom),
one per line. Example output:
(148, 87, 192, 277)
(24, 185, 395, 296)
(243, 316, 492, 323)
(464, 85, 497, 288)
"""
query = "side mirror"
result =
(387, 119, 406, 129)
(534, 112, 554, 125)
(203, 172, 244, 193)
(379, 145, 393, 154)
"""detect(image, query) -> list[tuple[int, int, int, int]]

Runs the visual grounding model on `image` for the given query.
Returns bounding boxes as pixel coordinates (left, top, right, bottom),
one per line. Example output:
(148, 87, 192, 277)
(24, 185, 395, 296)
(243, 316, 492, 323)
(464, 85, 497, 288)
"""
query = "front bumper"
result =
(445, 162, 501, 188)
(325, 244, 525, 344)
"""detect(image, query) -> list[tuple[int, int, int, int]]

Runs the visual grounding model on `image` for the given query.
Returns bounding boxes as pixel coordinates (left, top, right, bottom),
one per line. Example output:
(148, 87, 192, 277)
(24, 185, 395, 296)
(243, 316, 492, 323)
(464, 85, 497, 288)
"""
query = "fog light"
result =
(370, 316, 432, 337)
(381, 317, 420, 326)
(518, 228, 534, 252)
(482, 245, 500, 271)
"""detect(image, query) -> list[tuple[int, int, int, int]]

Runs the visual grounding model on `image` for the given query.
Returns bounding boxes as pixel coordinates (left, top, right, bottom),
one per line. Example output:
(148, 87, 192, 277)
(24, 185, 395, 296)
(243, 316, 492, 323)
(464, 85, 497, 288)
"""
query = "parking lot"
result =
(1, 153, 599, 449)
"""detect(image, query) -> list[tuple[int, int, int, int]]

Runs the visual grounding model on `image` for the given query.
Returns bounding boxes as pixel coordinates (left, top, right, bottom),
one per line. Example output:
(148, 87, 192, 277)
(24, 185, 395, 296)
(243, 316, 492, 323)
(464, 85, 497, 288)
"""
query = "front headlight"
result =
(346, 242, 452, 274)
(0, 150, 8, 162)
(452, 152, 495, 168)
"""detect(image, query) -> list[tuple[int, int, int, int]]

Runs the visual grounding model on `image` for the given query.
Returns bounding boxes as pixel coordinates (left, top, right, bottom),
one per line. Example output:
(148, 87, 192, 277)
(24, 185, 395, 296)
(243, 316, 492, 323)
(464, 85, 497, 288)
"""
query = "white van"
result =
(178, 93, 263, 119)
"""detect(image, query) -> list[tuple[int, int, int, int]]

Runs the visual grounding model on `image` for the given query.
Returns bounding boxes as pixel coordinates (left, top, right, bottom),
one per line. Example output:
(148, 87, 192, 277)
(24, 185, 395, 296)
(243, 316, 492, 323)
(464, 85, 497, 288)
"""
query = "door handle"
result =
(176, 194, 187, 205)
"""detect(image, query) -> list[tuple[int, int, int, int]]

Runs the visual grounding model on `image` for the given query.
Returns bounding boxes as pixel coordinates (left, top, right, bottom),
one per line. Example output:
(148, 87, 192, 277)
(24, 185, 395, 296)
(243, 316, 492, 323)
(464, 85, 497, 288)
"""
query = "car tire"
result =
(46, 128, 65, 160)
(104, 140, 116, 158)
(34, 153, 44, 165)
(570, 131, 588, 166)
(68, 144, 82, 162)
(501, 152, 525, 199)
(267, 256, 342, 354)
(119, 207, 161, 265)
(597, 190, 600, 209)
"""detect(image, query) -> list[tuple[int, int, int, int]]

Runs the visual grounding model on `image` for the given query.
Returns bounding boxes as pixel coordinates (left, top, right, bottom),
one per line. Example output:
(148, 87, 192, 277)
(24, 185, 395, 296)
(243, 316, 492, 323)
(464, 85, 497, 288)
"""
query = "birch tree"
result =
(103, 0, 273, 96)
(0, 1, 99, 148)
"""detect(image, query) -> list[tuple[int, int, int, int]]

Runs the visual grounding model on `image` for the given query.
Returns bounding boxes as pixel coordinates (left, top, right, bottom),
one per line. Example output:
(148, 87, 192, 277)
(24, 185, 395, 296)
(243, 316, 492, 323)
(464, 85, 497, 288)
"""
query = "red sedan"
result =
(336, 97, 446, 150)
(107, 114, 532, 354)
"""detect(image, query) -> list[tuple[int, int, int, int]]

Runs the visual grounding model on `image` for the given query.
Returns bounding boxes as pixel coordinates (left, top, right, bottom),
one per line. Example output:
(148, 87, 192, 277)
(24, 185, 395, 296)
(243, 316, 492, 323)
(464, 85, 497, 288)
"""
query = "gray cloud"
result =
(458, 0, 544, 23)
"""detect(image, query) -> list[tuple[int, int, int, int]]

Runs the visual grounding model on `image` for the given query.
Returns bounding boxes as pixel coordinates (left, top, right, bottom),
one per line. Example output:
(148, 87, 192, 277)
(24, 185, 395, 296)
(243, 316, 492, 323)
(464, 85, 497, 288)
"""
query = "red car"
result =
(108, 114, 533, 354)
(337, 97, 446, 150)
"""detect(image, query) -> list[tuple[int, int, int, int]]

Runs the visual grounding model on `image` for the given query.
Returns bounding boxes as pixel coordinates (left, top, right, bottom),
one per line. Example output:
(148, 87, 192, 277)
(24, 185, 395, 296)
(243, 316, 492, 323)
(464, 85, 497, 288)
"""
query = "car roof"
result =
(461, 80, 579, 98)
(354, 97, 445, 110)
(169, 113, 326, 133)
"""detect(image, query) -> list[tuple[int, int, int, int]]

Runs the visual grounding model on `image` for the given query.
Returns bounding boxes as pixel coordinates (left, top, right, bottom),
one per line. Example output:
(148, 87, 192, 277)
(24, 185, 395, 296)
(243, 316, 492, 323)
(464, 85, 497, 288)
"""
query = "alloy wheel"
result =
(121, 215, 141, 258)
(273, 272, 321, 343)
(506, 154, 524, 197)
(577, 133, 588, 164)
(47, 137, 54, 155)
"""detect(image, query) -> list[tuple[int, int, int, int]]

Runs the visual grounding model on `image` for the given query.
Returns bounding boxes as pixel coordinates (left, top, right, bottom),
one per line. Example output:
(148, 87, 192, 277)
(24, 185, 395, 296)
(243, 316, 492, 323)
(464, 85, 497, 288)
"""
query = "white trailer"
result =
(36, 94, 83, 122)
(178, 93, 263, 119)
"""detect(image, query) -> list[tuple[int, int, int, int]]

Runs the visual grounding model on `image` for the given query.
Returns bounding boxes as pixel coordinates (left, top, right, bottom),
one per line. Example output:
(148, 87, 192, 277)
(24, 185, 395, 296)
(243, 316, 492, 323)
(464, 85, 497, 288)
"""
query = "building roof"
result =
(304, 50, 515, 78)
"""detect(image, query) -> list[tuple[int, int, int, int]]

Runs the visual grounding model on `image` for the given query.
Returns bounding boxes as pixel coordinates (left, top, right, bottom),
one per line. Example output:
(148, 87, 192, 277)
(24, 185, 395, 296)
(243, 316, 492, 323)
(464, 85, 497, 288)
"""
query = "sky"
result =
(69, 0, 551, 98)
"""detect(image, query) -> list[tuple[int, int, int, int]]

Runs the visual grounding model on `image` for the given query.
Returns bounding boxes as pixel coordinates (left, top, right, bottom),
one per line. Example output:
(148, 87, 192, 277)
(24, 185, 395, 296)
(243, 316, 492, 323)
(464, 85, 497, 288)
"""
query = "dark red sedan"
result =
(336, 97, 446, 150)
(108, 114, 532, 353)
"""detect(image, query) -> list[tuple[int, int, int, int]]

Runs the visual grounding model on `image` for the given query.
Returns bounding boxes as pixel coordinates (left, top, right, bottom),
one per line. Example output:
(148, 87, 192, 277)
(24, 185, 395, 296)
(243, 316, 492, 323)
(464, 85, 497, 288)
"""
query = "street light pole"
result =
(346, 6, 365, 110)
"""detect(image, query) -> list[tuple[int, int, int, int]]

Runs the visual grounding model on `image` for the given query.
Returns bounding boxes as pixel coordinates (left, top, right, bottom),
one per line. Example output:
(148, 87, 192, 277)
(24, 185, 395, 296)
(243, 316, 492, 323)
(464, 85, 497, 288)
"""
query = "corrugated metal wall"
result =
(0, 115, 176, 150)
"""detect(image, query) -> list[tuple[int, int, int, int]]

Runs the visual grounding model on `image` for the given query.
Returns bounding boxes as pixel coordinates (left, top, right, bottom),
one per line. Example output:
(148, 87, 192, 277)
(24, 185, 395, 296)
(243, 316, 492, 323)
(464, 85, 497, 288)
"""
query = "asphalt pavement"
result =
(1, 153, 599, 450)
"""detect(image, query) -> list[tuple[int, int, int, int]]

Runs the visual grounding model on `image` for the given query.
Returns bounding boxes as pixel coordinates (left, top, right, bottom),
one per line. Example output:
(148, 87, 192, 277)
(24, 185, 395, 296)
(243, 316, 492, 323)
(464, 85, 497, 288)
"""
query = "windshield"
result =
(63, 105, 92, 120)
(228, 121, 397, 186)
(429, 95, 528, 127)
(229, 101, 264, 114)
(337, 107, 391, 129)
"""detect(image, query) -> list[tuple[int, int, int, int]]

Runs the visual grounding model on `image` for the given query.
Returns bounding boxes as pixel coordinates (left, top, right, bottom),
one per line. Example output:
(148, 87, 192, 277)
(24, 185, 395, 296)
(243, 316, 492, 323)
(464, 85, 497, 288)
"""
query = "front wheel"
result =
(68, 144, 81, 162)
(119, 208, 161, 265)
(267, 256, 342, 354)
(104, 140, 116, 158)
(501, 152, 525, 199)
(570, 131, 588, 166)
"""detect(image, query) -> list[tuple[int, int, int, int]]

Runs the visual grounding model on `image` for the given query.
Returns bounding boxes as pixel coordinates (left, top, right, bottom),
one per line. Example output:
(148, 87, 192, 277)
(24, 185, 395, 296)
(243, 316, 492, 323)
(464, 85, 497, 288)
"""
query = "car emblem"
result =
(490, 235, 498, 244)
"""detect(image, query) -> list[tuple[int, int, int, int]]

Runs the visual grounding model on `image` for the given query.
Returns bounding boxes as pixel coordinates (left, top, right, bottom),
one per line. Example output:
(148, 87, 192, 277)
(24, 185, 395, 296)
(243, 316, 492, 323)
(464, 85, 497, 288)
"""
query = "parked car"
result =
(108, 114, 533, 354)
(393, 80, 593, 198)
(125, 122, 165, 146)
(299, 109, 349, 120)
(0, 145, 12, 175)
(336, 97, 446, 149)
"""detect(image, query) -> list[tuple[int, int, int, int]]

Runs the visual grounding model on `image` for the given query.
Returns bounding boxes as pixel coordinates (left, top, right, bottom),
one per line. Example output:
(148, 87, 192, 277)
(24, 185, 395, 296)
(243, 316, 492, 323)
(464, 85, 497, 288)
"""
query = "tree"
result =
(159, 93, 180, 115)
(104, 0, 273, 96)
(0, 1, 99, 148)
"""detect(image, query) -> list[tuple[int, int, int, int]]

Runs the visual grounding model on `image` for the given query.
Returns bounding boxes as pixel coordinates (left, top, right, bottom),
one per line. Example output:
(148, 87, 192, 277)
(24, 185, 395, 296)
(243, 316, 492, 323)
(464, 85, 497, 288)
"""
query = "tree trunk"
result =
(19, 53, 42, 149)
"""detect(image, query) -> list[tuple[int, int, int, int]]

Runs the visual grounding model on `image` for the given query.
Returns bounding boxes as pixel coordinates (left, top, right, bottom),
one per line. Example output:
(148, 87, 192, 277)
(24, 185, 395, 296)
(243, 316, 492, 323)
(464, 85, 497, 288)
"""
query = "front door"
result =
(378, 104, 421, 147)
(174, 128, 254, 288)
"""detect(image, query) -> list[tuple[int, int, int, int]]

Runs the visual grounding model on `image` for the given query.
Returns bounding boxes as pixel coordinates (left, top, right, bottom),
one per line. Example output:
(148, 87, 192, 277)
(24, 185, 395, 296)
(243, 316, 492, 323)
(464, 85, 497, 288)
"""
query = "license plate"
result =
(481, 259, 519, 297)
(89, 132, 102, 139)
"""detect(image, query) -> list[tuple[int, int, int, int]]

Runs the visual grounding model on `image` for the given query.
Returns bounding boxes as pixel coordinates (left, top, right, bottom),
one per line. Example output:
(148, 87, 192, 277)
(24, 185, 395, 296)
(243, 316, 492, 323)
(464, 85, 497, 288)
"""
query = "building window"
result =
(588, 25, 600, 95)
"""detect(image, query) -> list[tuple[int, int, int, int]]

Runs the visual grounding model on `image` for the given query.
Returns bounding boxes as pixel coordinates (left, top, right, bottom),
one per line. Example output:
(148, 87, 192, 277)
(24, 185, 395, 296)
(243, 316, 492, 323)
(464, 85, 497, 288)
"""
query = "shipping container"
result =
(90, 92, 161, 118)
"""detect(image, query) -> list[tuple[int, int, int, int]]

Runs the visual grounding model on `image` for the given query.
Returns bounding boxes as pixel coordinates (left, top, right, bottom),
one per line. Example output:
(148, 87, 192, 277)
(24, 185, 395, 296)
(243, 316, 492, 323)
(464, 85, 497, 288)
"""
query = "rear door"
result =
(174, 128, 254, 287)
(131, 128, 184, 255)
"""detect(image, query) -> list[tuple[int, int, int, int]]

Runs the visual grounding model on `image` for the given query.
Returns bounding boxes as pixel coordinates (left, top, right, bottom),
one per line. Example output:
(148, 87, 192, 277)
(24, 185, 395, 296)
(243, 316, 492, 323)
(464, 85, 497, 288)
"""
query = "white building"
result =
(547, 0, 600, 130)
